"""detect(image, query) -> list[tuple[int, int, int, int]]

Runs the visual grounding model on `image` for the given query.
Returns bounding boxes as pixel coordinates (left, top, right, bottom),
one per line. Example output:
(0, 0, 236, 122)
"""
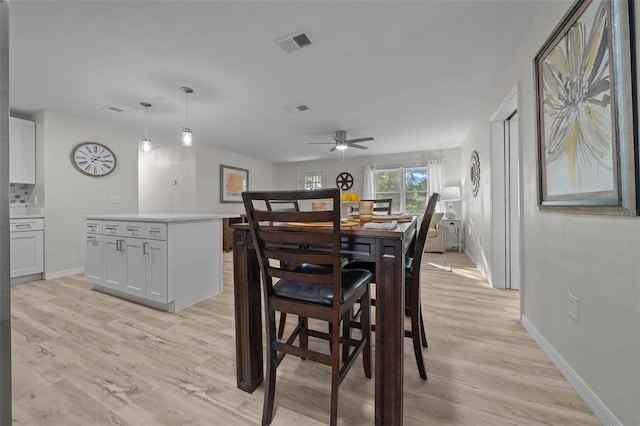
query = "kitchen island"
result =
(85, 213, 238, 312)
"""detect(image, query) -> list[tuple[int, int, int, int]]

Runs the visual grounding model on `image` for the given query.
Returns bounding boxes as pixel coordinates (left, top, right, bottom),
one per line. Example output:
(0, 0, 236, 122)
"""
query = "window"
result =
(298, 171, 328, 190)
(375, 167, 428, 213)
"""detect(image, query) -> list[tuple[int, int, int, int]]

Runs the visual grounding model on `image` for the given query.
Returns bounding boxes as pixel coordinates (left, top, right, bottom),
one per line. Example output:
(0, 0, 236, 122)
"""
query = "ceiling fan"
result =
(307, 130, 374, 152)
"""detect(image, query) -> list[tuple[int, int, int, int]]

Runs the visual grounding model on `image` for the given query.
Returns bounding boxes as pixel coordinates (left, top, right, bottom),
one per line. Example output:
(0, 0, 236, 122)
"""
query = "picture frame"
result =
(220, 164, 249, 203)
(534, 0, 638, 215)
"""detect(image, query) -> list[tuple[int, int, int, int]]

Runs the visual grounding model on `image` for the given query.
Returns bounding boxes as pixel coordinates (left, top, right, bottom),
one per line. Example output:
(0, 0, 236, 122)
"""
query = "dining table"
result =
(232, 217, 418, 425)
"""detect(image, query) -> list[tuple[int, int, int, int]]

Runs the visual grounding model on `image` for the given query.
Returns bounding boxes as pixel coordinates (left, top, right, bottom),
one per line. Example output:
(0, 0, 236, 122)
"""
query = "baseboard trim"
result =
(45, 267, 84, 280)
(463, 248, 488, 278)
(521, 315, 621, 426)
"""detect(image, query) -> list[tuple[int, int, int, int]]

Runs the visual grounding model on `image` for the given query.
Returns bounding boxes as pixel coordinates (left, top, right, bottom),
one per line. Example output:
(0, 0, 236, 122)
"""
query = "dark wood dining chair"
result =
(354, 198, 393, 215)
(242, 188, 373, 426)
(346, 192, 439, 380)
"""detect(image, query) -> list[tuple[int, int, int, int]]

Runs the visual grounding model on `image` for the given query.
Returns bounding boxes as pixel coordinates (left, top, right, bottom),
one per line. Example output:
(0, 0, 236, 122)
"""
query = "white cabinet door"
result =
(145, 240, 167, 303)
(85, 234, 105, 285)
(105, 236, 126, 291)
(9, 117, 36, 184)
(10, 230, 43, 278)
(123, 237, 146, 297)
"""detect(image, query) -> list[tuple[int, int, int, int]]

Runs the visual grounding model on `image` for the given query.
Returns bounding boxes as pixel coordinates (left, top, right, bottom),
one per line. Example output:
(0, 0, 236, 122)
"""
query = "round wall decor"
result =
(470, 150, 480, 197)
(71, 142, 117, 177)
(336, 172, 354, 190)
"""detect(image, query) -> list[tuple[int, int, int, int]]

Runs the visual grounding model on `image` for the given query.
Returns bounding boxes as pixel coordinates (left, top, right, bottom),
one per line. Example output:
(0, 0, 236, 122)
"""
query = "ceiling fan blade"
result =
(346, 137, 374, 143)
(329, 146, 337, 152)
(349, 143, 368, 150)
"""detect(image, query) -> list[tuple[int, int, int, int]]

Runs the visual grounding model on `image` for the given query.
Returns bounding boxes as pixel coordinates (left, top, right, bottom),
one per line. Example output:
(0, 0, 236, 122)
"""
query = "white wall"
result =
(139, 143, 277, 214)
(138, 145, 196, 213)
(39, 110, 139, 277)
(194, 144, 277, 214)
(460, 2, 640, 424)
(275, 148, 461, 211)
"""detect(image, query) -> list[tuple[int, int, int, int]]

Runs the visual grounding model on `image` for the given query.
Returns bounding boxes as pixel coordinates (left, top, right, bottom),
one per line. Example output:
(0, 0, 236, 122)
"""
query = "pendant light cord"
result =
(185, 91, 189, 126)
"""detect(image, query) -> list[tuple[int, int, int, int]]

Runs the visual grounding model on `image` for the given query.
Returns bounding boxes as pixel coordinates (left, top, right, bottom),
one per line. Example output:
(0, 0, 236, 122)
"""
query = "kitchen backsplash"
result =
(10, 183, 34, 208)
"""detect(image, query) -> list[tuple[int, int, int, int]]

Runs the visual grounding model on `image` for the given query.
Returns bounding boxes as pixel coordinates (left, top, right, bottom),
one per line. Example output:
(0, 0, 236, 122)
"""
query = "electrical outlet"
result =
(568, 294, 579, 322)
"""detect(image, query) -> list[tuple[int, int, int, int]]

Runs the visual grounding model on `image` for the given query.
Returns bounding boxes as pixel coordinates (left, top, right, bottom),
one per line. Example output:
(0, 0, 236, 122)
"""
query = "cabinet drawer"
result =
(145, 223, 167, 240)
(124, 222, 146, 238)
(86, 220, 103, 234)
(10, 218, 44, 232)
(103, 221, 124, 236)
(103, 221, 146, 237)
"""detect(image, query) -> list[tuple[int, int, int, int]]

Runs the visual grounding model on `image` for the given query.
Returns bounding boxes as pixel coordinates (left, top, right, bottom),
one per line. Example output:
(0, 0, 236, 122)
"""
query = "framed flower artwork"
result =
(220, 164, 248, 203)
(534, 0, 637, 215)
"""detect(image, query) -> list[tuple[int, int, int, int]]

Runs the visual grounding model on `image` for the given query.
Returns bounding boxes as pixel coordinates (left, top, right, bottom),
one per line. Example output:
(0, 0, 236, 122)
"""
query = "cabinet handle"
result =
(143, 242, 150, 256)
(16, 224, 32, 229)
(117, 239, 125, 251)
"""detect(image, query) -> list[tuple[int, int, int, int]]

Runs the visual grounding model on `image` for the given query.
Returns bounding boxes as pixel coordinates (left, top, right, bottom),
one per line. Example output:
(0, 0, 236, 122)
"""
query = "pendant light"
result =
(181, 86, 194, 147)
(140, 102, 152, 152)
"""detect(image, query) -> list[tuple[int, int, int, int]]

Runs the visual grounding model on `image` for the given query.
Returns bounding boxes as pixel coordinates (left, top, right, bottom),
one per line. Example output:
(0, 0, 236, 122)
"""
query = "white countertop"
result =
(85, 213, 240, 223)
(10, 214, 44, 219)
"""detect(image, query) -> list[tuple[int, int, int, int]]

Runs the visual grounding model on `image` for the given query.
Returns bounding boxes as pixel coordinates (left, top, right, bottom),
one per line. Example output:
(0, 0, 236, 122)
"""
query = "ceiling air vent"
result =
(287, 104, 310, 113)
(101, 105, 124, 113)
(276, 31, 314, 54)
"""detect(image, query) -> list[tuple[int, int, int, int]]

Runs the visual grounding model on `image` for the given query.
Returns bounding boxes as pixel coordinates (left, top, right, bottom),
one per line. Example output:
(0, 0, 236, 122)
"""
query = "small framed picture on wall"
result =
(220, 164, 249, 203)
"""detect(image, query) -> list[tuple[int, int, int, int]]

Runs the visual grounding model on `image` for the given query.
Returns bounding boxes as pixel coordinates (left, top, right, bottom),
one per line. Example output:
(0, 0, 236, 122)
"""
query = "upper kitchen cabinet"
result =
(9, 117, 36, 184)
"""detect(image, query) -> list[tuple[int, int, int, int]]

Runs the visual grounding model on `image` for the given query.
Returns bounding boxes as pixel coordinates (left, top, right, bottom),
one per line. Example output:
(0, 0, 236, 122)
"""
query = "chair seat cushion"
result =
(273, 268, 373, 306)
(290, 262, 334, 274)
(427, 228, 438, 238)
(344, 261, 375, 275)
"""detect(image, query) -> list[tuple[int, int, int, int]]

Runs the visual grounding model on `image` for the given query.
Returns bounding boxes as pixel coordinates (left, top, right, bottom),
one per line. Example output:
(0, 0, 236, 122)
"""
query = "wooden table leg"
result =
(233, 228, 263, 393)
(375, 239, 404, 425)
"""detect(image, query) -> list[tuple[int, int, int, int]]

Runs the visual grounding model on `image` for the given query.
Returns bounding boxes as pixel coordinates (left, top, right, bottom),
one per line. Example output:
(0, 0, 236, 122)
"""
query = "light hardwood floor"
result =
(10, 252, 598, 425)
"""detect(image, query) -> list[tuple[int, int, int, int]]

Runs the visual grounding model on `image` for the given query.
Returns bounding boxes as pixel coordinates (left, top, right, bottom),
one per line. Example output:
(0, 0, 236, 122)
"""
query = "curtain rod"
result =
(375, 159, 444, 169)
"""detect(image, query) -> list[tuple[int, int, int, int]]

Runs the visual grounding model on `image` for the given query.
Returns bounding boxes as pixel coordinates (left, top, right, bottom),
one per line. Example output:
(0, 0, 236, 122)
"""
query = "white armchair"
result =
(424, 212, 445, 253)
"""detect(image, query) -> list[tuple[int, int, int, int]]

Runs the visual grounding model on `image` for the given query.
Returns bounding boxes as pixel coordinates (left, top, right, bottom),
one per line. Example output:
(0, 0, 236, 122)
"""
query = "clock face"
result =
(71, 142, 117, 177)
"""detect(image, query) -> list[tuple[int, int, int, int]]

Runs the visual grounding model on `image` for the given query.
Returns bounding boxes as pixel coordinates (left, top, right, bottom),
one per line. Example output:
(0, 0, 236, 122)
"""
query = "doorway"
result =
(490, 87, 522, 299)
(504, 111, 520, 290)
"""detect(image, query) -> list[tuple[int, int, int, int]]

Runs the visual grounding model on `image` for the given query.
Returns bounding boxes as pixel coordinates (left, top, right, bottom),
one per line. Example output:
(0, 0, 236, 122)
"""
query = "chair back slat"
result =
(254, 210, 334, 223)
(243, 188, 343, 306)
(261, 229, 334, 245)
(263, 249, 334, 267)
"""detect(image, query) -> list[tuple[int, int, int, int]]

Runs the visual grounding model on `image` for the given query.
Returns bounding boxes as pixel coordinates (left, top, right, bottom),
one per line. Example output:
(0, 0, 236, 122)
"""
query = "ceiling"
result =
(9, 1, 540, 164)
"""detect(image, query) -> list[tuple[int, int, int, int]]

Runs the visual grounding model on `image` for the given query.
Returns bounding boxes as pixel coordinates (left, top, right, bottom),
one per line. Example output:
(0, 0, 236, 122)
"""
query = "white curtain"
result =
(362, 164, 376, 199)
(426, 159, 445, 211)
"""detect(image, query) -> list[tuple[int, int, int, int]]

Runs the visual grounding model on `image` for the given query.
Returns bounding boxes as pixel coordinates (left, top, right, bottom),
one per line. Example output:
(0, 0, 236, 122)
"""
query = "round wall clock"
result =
(470, 150, 480, 197)
(71, 142, 117, 177)
(336, 172, 354, 190)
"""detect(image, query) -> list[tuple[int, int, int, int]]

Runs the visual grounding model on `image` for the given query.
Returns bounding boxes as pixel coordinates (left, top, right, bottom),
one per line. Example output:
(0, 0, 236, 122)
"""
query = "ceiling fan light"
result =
(182, 127, 193, 147)
(141, 137, 152, 153)
(336, 143, 348, 151)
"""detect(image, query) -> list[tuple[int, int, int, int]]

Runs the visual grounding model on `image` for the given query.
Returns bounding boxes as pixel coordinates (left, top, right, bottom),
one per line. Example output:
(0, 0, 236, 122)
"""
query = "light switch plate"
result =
(109, 194, 124, 204)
